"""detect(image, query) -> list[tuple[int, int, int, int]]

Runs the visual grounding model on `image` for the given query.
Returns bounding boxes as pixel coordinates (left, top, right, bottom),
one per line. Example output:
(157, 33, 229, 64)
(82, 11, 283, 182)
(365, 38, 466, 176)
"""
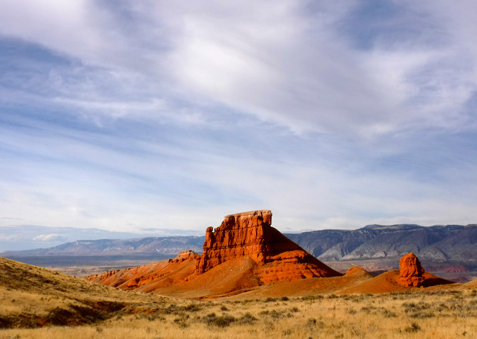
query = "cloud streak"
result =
(0, 1, 477, 239)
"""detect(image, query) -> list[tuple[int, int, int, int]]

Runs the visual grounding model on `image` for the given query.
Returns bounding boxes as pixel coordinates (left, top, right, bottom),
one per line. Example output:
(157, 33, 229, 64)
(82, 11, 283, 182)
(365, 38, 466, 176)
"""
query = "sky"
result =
(1, 0, 477, 244)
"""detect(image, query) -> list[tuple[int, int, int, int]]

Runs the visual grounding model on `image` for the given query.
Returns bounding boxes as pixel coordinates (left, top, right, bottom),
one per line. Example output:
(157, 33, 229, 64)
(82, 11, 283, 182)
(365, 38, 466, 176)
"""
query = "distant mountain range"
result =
(2, 236, 205, 257)
(0, 225, 202, 252)
(286, 224, 477, 264)
(3, 224, 477, 271)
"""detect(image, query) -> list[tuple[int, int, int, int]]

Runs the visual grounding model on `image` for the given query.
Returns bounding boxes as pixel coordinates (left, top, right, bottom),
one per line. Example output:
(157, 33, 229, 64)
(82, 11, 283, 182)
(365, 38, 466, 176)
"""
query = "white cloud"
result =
(165, 1, 394, 135)
(160, 0, 477, 137)
(0, 0, 100, 60)
(2, 1, 476, 137)
(33, 233, 66, 242)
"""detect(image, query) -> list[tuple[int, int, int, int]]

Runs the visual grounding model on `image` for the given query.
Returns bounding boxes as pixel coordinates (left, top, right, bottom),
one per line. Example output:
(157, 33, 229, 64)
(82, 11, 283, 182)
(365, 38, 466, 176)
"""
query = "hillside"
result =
(0, 256, 175, 328)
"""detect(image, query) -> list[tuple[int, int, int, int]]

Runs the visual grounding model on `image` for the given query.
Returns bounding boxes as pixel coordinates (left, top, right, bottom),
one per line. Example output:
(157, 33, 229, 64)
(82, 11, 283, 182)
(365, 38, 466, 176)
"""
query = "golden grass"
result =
(2, 290, 477, 338)
(0, 257, 172, 328)
(2, 257, 477, 338)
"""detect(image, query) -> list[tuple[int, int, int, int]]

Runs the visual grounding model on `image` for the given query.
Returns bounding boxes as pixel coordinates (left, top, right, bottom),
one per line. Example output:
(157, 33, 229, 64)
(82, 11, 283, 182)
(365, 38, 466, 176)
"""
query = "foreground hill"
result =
(0, 256, 175, 328)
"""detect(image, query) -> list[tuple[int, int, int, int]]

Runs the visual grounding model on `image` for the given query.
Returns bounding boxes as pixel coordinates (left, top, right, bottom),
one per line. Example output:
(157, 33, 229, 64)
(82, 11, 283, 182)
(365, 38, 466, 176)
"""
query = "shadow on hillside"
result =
(0, 301, 127, 329)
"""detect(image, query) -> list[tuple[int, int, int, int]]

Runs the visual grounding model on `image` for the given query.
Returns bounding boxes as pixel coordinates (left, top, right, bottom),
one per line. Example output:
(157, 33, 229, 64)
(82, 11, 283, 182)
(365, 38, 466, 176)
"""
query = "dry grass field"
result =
(1, 257, 477, 339)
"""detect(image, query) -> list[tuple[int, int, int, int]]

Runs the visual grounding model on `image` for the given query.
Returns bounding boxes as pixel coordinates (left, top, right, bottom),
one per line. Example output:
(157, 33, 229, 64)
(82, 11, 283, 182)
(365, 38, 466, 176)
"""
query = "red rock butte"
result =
(196, 210, 341, 283)
(196, 210, 273, 273)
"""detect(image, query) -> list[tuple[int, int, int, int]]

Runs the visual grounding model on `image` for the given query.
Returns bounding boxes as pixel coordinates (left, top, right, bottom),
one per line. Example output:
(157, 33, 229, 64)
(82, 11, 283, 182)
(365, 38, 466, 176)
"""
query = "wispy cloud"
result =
(0, 0, 476, 239)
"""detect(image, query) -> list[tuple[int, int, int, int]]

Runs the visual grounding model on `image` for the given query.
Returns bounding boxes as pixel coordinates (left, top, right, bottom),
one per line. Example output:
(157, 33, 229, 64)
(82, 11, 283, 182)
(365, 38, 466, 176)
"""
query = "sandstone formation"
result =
(195, 210, 341, 283)
(398, 252, 425, 287)
(196, 210, 273, 272)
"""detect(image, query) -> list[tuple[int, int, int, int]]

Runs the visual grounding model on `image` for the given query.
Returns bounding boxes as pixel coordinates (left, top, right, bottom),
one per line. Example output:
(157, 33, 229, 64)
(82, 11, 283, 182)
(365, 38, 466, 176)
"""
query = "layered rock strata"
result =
(195, 210, 341, 282)
(398, 252, 425, 287)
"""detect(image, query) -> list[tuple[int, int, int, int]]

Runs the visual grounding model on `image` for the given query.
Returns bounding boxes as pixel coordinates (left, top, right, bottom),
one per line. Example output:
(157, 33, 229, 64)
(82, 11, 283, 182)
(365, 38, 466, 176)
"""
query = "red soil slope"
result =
(88, 250, 199, 290)
(338, 269, 455, 294)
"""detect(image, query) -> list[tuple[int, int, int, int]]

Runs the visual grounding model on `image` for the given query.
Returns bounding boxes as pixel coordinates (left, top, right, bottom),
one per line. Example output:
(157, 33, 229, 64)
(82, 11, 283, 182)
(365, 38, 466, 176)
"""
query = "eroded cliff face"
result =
(196, 210, 271, 273)
(195, 210, 341, 282)
(399, 252, 425, 287)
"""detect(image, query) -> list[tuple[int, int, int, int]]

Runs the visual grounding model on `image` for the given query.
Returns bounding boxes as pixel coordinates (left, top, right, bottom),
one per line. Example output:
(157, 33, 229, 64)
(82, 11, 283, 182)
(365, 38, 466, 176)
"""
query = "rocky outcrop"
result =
(398, 252, 425, 287)
(195, 210, 341, 283)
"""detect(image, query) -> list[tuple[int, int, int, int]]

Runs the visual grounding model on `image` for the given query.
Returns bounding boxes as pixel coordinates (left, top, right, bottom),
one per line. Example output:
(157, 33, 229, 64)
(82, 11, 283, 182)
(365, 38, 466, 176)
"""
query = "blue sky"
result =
(1, 0, 477, 239)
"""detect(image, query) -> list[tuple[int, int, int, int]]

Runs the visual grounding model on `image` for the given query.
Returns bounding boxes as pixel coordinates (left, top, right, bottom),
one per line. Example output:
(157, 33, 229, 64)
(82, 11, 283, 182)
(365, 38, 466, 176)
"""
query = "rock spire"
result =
(398, 252, 425, 287)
